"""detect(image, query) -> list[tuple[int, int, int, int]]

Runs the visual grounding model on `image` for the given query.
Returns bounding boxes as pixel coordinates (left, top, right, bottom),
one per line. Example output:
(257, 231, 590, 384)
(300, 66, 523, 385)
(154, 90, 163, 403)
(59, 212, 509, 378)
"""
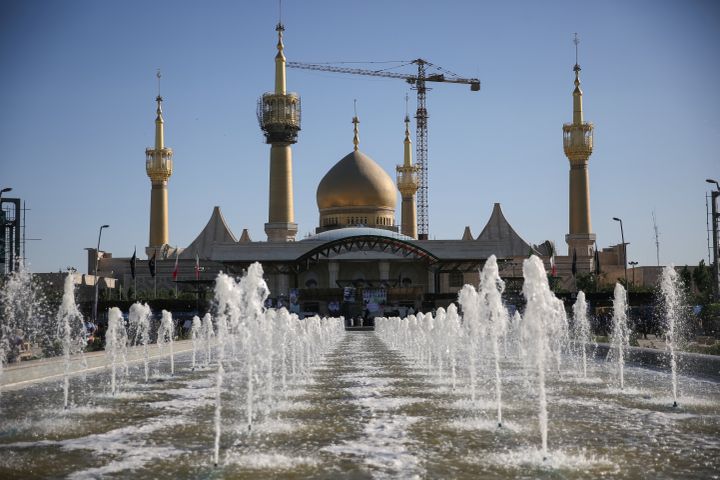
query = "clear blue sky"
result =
(1, 0, 718, 273)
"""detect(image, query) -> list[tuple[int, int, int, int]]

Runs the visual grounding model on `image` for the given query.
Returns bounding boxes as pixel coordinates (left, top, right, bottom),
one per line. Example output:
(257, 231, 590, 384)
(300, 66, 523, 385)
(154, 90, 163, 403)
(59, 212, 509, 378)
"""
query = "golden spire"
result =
(403, 95, 412, 167)
(274, 22, 286, 94)
(352, 99, 360, 151)
(572, 33, 583, 125)
(155, 70, 164, 149)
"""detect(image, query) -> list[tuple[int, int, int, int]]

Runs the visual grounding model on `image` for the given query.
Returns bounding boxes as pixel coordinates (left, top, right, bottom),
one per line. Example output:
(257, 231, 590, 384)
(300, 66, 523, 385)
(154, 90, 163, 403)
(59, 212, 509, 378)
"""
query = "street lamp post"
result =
(0, 187, 12, 202)
(629, 261, 638, 289)
(613, 217, 628, 288)
(707, 179, 720, 300)
(92, 224, 110, 324)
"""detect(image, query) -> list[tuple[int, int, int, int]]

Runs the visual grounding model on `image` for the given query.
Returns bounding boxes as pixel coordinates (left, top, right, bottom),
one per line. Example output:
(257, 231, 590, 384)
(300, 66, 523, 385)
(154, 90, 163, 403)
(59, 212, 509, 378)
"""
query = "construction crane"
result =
(287, 59, 480, 240)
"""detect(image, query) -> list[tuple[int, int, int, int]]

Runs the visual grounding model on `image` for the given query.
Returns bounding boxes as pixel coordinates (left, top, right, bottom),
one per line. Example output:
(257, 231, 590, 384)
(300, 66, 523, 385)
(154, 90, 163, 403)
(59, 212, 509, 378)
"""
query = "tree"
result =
(693, 260, 712, 299)
(680, 265, 692, 294)
(576, 273, 597, 293)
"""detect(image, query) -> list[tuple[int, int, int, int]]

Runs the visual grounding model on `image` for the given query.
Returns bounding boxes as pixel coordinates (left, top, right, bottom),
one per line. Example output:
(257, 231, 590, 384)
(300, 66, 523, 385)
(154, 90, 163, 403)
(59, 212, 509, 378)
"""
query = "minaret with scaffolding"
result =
(258, 21, 301, 242)
(146, 71, 173, 250)
(563, 35, 596, 263)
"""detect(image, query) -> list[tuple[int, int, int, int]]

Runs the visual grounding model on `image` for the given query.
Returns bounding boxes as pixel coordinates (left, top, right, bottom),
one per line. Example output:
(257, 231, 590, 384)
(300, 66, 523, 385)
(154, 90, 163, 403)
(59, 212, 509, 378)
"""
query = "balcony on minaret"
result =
(396, 165, 419, 197)
(145, 147, 173, 183)
(562, 122, 593, 160)
(257, 92, 301, 144)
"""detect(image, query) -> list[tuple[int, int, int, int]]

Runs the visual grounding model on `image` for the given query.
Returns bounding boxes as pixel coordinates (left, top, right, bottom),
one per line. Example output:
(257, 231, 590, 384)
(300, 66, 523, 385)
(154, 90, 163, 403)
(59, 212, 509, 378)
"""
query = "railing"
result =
(145, 148, 173, 180)
(396, 165, 419, 190)
(257, 92, 301, 129)
(563, 123, 593, 154)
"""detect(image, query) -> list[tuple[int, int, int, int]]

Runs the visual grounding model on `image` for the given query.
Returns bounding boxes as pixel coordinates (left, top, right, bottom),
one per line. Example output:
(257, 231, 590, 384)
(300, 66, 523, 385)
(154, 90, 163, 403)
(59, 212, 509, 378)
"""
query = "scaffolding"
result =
(0, 198, 21, 274)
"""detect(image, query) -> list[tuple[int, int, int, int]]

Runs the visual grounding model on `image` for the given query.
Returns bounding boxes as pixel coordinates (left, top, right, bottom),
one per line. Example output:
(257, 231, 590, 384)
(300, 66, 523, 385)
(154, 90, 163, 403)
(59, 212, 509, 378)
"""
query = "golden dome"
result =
(317, 150, 397, 210)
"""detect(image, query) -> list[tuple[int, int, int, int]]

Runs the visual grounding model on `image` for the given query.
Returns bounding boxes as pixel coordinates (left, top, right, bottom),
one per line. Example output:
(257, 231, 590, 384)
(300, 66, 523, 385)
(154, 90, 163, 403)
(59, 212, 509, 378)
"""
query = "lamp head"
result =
(612, 217, 621, 222)
(0, 187, 12, 194)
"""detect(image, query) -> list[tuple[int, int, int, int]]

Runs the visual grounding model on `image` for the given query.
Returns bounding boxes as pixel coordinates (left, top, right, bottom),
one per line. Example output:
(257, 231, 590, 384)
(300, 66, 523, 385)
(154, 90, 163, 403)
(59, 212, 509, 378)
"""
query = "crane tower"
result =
(287, 59, 480, 239)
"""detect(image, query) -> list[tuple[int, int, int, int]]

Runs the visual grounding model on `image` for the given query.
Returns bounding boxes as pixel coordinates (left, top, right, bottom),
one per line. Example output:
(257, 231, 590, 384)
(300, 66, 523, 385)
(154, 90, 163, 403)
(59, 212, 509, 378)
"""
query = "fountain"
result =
(458, 284, 481, 403)
(478, 255, 508, 428)
(572, 291, 593, 378)
(105, 307, 129, 395)
(213, 361, 224, 467)
(445, 304, 461, 391)
(157, 310, 175, 376)
(128, 302, 152, 381)
(190, 315, 202, 370)
(609, 283, 630, 390)
(0, 263, 47, 400)
(0, 259, 718, 478)
(56, 274, 86, 408)
(520, 255, 562, 458)
(201, 312, 214, 367)
(660, 265, 684, 407)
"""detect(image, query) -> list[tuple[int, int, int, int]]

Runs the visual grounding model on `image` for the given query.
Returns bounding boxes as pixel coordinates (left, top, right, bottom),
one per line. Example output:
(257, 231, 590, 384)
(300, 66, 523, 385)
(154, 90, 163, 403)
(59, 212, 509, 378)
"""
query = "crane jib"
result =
(286, 60, 480, 237)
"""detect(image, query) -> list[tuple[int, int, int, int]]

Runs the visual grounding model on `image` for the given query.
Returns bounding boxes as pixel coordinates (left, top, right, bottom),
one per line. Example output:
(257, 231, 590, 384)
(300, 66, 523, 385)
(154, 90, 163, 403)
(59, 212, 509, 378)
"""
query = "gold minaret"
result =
(563, 34, 596, 260)
(146, 71, 173, 249)
(396, 109, 419, 239)
(258, 22, 301, 242)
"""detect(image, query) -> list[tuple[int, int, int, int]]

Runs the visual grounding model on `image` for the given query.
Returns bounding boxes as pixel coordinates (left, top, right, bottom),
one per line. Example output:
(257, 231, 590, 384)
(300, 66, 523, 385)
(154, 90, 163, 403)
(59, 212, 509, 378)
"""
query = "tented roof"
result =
(181, 207, 237, 259)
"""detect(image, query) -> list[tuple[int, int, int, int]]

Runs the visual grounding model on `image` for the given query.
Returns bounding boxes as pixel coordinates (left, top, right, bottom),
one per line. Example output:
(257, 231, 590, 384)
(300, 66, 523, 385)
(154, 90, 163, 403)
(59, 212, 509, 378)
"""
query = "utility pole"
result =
(613, 217, 628, 288)
(706, 179, 720, 300)
(93, 224, 109, 324)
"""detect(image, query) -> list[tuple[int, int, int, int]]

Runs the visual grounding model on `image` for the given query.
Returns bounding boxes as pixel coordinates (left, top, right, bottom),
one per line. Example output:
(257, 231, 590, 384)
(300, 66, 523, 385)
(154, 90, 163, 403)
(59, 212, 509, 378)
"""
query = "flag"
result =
(149, 251, 156, 277)
(594, 248, 601, 275)
(549, 244, 557, 277)
(571, 248, 577, 276)
(172, 250, 179, 281)
(194, 254, 200, 280)
(130, 247, 137, 279)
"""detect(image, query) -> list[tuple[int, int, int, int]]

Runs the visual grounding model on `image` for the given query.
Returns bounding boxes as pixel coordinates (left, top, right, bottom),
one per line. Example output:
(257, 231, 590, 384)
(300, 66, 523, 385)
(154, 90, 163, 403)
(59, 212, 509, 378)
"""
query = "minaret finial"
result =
(274, 19, 286, 94)
(403, 102, 412, 166)
(573, 33, 579, 67)
(571, 33, 583, 124)
(573, 33, 581, 82)
(155, 70, 163, 124)
(404, 95, 411, 143)
(352, 99, 360, 151)
(154, 70, 164, 149)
